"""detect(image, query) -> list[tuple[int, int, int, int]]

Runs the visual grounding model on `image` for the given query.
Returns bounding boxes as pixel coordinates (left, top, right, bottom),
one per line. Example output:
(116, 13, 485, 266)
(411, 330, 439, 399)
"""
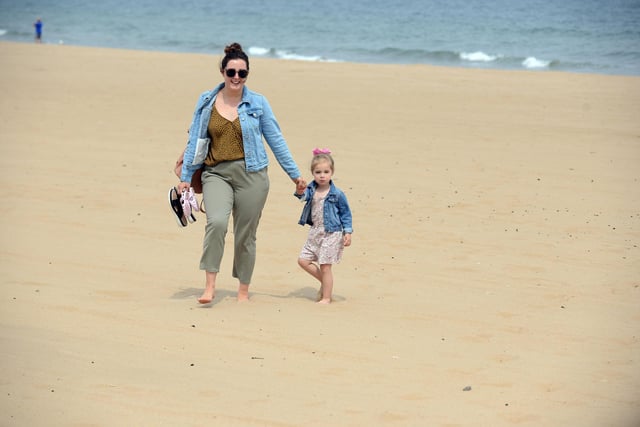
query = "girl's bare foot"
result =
(316, 286, 324, 302)
(198, 289, 215, 304)
(317, 298, 331, 304)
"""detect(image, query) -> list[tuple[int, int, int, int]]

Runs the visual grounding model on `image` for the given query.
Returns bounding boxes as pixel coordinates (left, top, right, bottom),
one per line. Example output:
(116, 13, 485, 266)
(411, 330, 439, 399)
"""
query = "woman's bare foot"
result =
(198, 288, 215, 304)
(199, 271, 217, 304)
(237, 284, 250, 302)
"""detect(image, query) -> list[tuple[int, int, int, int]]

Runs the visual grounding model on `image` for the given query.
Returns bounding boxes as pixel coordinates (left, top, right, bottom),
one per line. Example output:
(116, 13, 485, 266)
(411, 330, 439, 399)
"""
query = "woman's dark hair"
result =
(220, 43, 249, 71)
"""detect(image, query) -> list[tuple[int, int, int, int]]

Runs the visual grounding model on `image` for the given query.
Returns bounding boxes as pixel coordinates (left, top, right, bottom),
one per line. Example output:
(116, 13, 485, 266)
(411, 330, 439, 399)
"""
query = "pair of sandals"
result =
(168, 187, 201, 227)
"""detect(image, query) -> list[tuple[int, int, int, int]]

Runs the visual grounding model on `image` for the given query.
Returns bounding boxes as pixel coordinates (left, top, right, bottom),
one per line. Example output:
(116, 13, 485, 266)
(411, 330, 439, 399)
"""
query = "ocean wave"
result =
(522, 57, 551, 69)
(243, 43, 623, 74)
(248, 46, 270, 56)
(248, 44, 562, 71)
(242, 43, 632, 75)
(0, 29, 7, 36)
(365, 47, 558, 71)
(248, 45, 338, 62)
(460, 51, 501, 62)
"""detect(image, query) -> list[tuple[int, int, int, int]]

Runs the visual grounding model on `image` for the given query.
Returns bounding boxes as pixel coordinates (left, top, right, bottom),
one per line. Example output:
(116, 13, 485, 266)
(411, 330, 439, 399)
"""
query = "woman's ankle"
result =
(237, 284, 250, 301)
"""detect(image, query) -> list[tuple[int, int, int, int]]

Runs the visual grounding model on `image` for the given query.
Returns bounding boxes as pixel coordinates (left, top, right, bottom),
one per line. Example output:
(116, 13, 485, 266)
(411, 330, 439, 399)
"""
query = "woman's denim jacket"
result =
(180, 83, 300, 183)
(296, 181, 353, 234)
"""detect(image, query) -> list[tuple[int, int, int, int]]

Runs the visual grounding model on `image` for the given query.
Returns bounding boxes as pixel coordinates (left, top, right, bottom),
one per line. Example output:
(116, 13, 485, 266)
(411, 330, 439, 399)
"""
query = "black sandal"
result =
(168, 187, 188, 227)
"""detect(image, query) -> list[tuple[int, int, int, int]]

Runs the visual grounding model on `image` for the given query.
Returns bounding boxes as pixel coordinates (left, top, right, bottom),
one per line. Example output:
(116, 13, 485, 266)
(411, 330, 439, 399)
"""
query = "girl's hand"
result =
(343, 233, 352, 247)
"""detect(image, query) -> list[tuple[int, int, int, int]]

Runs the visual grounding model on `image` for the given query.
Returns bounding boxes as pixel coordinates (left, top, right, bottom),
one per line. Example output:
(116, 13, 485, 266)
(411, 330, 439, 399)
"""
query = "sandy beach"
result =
(1, 41, 639, 426)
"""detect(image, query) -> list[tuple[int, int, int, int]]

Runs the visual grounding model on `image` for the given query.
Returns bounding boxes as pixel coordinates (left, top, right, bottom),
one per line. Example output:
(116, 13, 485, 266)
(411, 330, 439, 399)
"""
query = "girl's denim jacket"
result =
(180, 83, 300, 183)
(296, 181, 353, 234)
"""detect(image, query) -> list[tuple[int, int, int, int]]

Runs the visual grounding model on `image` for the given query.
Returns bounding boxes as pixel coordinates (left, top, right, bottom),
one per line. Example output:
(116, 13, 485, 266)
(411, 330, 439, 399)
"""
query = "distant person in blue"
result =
(33, 18, 43, 43)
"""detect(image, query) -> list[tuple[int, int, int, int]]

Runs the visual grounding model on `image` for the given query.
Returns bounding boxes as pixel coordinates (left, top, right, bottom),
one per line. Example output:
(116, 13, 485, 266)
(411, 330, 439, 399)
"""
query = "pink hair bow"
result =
(313, 148, 332, 155)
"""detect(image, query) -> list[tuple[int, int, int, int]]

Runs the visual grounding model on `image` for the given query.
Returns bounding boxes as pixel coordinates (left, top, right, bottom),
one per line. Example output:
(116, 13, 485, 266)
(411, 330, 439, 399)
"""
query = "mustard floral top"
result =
(205, 106, 244, 166)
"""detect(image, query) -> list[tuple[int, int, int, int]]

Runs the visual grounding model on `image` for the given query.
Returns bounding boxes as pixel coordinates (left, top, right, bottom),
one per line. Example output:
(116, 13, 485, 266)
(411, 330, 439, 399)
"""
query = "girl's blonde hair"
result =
(310, 148, 334, 173)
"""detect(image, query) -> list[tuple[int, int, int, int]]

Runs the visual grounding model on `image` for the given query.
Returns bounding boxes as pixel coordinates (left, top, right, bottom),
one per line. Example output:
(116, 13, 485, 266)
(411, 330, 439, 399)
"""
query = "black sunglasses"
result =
(225, 68, 249, 78)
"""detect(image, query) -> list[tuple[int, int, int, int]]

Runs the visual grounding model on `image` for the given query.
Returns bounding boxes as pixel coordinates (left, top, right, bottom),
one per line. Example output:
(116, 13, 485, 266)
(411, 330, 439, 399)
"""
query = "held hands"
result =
(293, 177, 307, 195)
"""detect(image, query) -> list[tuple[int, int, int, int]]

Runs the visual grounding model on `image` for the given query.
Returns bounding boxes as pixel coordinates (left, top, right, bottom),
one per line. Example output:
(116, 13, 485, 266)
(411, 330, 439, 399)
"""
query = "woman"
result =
(178, 43, 306, 304)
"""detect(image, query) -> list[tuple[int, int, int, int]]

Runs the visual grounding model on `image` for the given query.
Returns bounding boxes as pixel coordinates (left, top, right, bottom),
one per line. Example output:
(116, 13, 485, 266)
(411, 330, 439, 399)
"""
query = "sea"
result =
(1, 0, 639, 76)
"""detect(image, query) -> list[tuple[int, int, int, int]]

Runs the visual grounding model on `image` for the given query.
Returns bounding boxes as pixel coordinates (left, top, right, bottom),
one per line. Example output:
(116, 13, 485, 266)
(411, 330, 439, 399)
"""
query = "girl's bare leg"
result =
(298, 258, 324, 300)
(237, 283, 250, 302)
(318, 264, 333, 304)
(298, 258, 322, 280)
(198, 271, 217, 304)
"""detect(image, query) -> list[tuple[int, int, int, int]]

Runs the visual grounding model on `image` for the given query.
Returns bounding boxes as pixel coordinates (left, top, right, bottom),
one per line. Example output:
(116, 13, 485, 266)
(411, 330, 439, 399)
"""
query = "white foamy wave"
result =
(275, 49, 323, 62)
(522, 56, 550, 69)
(248, 46, 270, 56)
(277, 50, 341, 62)
(248, 45, 338, 62)
(460, 51, 499, 62)
(0, 29, 7, 36)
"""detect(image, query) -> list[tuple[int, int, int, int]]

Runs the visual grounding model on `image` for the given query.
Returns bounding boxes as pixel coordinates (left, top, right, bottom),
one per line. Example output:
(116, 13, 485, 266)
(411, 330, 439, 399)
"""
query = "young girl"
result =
(295, 148, 353, 304)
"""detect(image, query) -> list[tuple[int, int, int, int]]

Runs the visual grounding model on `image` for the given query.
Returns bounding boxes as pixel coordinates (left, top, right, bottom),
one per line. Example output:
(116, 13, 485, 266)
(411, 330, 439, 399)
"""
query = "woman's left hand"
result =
(293, 177, 307, 194)
(177, 181, 191, 193)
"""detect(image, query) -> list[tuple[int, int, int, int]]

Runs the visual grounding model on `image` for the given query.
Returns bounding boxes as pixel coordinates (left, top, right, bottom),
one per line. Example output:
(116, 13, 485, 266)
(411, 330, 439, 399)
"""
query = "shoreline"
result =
(2, 40, 639, 78)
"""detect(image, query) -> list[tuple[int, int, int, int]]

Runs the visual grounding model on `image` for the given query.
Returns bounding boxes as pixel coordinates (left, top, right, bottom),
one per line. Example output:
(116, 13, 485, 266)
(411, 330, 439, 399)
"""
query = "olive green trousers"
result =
(200, 160, 269, 284)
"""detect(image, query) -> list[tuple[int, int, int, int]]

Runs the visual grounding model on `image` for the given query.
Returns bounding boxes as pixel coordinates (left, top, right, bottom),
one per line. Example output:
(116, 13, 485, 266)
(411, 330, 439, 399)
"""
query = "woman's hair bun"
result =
(224, 43, 244, 55)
